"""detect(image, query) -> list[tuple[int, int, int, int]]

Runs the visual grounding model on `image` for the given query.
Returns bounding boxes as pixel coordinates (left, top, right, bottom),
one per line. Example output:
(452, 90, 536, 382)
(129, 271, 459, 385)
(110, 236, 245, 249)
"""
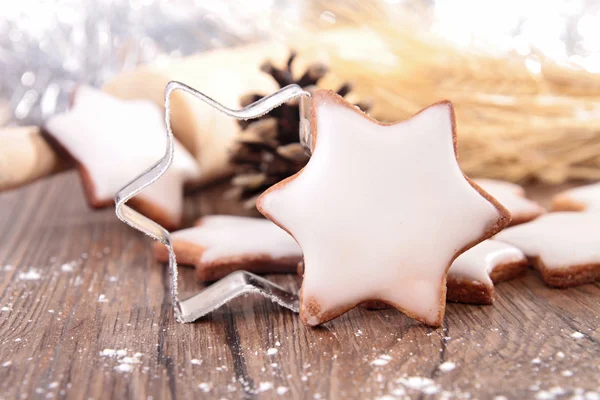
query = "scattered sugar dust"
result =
(276, 386, 289, 395)
(438, 361, 456, 372)
(198, 382, 211, 392)
(266, 348, 278, 356)
(60, 262, 76, 272)
(570, 331, 585, 339)
(257, 382, 273, 393)
(18, 269, 41, 280)
(396, 376, 440, 395)
(371, 354, 392, 366)
(99, 349, 142, 373)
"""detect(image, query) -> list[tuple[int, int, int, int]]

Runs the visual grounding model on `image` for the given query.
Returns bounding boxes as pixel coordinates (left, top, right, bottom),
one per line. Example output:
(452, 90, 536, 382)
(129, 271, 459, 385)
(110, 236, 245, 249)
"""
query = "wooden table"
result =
(0, 172, 598, 399)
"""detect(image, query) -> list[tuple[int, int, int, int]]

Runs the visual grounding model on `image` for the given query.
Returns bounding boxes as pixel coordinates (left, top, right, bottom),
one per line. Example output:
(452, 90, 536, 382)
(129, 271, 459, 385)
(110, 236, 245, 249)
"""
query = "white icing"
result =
(474, 179, 545, 221)
(448, 239, 526, 286)
(557, 182, 600, 211)
(259, 92, 504, 325)
(495, 212, 600, 270)
(45, 86, 200, 223)
(172, 215, 301, 263)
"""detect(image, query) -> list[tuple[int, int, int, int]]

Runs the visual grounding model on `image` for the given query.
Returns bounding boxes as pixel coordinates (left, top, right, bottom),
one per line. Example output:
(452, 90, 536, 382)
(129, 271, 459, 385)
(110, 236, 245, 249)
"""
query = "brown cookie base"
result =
(300, 282, 448, 327)
(489, 260, 529, 283)
(153, 240, 300, 281)
(446, 279, 494, 305)
(509, 211, 544, 226)
(532, 257, 600, 288)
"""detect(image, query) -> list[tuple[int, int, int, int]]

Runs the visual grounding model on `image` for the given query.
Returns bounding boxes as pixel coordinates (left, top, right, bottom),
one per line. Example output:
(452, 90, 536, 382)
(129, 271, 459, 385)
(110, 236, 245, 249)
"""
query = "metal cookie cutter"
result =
(115, 81, 312, 323)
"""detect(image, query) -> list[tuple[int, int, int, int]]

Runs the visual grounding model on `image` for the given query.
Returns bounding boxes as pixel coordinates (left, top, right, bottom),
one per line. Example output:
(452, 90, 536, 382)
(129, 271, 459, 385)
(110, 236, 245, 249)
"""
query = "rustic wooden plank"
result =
(0, 171, 598, 400)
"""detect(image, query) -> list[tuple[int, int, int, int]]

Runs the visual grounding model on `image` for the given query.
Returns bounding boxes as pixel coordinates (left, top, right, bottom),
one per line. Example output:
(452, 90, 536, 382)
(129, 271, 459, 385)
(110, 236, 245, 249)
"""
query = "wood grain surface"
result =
(0, 172, 598, 400)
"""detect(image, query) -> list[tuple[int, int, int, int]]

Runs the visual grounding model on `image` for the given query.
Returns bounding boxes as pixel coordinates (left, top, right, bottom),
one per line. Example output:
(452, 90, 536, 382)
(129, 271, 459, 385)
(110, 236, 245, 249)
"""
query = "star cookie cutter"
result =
(115, 81, 311, 323)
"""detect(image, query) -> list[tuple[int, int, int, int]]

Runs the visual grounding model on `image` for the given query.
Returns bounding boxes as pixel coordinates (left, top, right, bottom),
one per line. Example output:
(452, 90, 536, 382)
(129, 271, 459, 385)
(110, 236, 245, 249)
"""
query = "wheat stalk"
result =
(291, 3, 600, 183)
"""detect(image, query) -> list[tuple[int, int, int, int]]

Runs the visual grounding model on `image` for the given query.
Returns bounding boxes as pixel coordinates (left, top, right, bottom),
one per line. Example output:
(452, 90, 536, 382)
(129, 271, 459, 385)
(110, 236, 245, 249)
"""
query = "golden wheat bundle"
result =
(292, 4, 600, 183)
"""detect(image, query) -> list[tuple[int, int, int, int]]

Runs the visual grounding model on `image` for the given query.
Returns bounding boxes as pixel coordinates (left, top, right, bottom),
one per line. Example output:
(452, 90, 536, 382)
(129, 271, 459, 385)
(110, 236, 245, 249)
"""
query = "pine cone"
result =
(229, 51, 370, 210)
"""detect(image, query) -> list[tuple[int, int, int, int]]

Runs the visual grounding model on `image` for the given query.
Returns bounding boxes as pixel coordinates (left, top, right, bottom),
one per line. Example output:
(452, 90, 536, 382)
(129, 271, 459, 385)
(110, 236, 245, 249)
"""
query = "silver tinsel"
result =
(1, 0, 600, 126)
(0, 0, 298, 126)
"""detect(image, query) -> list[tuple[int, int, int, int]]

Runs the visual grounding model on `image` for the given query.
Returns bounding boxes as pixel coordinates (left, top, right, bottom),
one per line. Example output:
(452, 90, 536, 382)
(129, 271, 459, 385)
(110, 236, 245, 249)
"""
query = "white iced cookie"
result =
(552, 182, 600, 212)
(495, 212, 600, 287)
(447, 239, 528, 304)
(44, 86, 200, 230)
(257, 90, 510, 327)
(153, 215, 302, 281)
(474, 179, 545, 225)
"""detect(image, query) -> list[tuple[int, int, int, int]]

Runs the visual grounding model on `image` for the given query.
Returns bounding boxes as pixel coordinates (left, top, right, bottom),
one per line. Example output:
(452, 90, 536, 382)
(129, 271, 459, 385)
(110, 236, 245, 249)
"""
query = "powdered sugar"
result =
(114, 363, 133, 373)
(100, 349, 142, 373)
(18, 269, 41, 280)
(276, 386, 289, 395)
(396, 376, 440, 395)
(571, 331, 585, 339)
(60, 262, 76, 272)
(257, 382, 274, 392)
(438, 361, 456, 372)
(198, 382, 211, 392)
(266, 348, 278, 356)
(371, 354, 392, 366)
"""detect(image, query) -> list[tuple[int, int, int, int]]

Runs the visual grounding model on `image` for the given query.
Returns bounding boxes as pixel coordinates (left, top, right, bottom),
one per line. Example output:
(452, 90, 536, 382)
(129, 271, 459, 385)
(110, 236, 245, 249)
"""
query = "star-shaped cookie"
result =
(552, 182, 600, 212)
(474, 179, 545, 225)
(447, 239, 528, 305)
(495, 212, 600, 287)
(153, 215, 302, 281)
(44, 86, 200, 230)
(257, 90, 510, 327)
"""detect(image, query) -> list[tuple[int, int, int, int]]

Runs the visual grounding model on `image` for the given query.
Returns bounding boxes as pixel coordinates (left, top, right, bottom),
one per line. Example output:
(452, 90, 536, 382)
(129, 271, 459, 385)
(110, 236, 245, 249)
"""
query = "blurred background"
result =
(2, 0, 600, 196)
(3, 0, 600, 124)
